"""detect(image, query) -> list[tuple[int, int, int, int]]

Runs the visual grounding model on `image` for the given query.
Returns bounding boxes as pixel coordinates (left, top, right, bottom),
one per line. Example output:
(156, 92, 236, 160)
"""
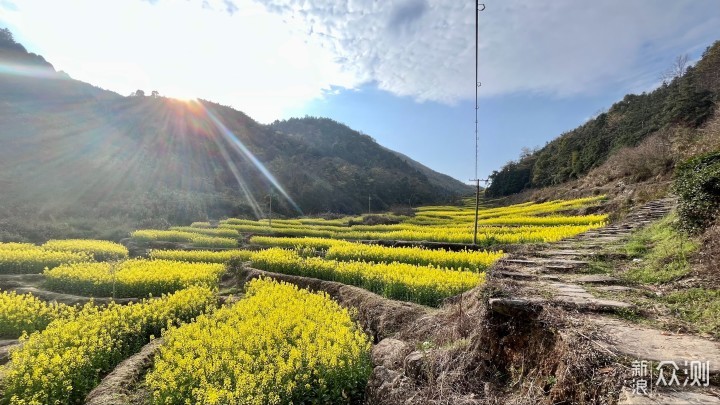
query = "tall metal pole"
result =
(471, 1, 484, 245)
(268, 192, 272, 228)
(368, 195, 372, 214)
(473, 179, 480, 245)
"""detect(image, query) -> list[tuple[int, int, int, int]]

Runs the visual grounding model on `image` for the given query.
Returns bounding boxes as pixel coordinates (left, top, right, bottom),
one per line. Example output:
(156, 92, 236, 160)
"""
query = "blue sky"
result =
(2, 0, 720, 183)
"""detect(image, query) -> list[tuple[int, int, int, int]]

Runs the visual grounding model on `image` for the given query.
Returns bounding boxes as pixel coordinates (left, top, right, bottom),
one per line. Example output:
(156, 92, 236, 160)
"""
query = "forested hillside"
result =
(486, 40, 720, 197)
(0, 28, 467, 242)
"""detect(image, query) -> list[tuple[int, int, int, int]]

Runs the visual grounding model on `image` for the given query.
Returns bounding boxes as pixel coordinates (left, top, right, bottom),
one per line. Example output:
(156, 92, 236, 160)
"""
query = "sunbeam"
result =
(0, 62, 63, 79)
(199, 102, 303, 214)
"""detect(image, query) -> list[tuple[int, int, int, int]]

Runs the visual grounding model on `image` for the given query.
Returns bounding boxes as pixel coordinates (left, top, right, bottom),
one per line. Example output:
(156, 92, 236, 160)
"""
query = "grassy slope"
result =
(619, 212, 719, 337)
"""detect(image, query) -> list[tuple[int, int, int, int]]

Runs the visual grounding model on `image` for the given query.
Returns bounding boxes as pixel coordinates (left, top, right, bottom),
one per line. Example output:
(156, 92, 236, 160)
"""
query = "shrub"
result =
(674, 151, 720, 232)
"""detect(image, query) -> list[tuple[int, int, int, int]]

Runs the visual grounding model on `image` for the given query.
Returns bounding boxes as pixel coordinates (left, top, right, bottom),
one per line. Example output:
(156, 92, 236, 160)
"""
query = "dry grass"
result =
(364, 279, 624, 405)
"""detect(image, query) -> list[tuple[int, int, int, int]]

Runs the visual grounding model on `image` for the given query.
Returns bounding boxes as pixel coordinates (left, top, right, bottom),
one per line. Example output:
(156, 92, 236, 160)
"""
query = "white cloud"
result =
(1, 0, 359, 122)
(254, 0, 720, 101)
(2, 0, 719, 122)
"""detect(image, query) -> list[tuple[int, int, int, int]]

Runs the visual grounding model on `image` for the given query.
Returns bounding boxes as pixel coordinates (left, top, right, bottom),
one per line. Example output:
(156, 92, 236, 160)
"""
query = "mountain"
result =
(486, 40, 720, 198)
(270, 117, 473, 205)
(0, 28, 467, 241)
(382, 149, 472, 196)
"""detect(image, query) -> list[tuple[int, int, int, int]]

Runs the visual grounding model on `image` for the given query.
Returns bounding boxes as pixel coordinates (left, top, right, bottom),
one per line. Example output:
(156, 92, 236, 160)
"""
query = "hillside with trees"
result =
(0, 28, 469, 242)
(486, 41, 720, 197)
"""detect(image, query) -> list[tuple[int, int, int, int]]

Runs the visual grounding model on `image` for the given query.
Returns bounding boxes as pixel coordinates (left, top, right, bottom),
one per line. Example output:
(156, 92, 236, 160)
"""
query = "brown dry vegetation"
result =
(363, 279, 623, 405)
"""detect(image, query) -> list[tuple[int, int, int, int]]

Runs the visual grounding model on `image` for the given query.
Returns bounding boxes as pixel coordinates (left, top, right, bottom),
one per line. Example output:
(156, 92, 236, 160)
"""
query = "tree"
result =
(661, 54, 689, 84)
(151, 90, 159, 98)
(0, 28, 14, 44)
(131, 89, 145, 97)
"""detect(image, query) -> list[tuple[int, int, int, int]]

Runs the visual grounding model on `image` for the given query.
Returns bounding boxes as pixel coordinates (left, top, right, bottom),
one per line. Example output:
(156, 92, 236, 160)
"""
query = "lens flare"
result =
(0, 63, 63, 80)
(199, 103, 302, 214)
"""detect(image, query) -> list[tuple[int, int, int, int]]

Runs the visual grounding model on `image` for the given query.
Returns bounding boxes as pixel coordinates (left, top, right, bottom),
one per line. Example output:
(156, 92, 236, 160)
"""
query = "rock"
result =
(577, 275, 623, 285)
(488, 297, 543, 318)
(366, 366, 415, 403)
(590, 316, 720, 375)
(596, 285, 635, 293)
(404, 350, 431, 380)
(493, 270, 538, 280)
(617, 387, 720, 404)
(554, 296, 634, 313)
(0, 340, 19, 365)
(372, 338, 411, 369)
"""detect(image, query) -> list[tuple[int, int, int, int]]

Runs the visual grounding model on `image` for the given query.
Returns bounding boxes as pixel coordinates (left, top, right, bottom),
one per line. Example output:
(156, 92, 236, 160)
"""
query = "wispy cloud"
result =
(0, 0, 17, 11)
(254, 0, 720, 102)
(3, 0, 719, 123)
(143, 0, 239, 15)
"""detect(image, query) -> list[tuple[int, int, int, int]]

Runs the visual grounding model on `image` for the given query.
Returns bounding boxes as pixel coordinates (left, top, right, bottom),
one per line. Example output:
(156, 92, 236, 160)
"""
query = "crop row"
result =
(130, 230, 237, 248)
(146, 278, 371, 405)
(168, 226, 239, 238)
(1, 287, 216, 405)
(44, 259, 225, 298)
(251, 248, 483, 306)
(148, 249, 253, 264)
(325, 243, 503, 271)
(0, 245, 92, 274)
(0, 240, 129, 274)
(0, 291, 77, 338)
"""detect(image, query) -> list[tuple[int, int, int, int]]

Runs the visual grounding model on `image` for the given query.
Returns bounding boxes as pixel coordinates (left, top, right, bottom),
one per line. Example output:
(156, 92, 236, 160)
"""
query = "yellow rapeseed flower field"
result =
(130, 230, 237, 248)
(251, 248, 483, 306)
(148, 249, 253, 264)
(146, 278, 371, 405)
(0, 244, 92, 274)
(0, 291, 77, 338)
(1, 286, 216, 405)
(44, 259, 225, 297)
(326, 243, 504, 271)
(42, 239, 129, 261)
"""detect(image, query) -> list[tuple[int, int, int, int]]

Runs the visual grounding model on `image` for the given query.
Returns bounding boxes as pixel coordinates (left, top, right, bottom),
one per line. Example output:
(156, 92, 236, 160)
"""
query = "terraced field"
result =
(0, 196, 611, 404)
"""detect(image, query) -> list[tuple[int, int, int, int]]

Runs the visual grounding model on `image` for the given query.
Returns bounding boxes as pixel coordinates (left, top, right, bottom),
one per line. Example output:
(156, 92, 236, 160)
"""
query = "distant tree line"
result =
(486, 41, 720, 197)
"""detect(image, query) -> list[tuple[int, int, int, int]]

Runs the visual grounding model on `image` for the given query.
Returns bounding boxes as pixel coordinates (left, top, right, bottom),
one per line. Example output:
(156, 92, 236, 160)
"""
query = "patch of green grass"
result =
(622, 212, 698, 284)
(664, 289, 720, 338)
(582, 259, 614, 274)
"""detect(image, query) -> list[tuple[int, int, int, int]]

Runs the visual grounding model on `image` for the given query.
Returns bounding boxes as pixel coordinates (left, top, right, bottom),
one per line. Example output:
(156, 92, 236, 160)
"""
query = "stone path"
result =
(488, 197, 720, 403)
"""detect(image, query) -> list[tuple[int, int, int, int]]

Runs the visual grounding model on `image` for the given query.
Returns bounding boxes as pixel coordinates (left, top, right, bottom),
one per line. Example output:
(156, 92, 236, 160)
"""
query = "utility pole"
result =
(268, 192, 273, 228)
(469, 0, 486, 246)
(470, 178, 480, 245)
(368, 195, 372, 214)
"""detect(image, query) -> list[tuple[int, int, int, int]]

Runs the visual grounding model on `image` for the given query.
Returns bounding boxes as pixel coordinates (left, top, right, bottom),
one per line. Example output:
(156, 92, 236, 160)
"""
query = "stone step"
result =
(576, 275, 624, 285)
(590, 316, 720, 375)
(539, 274, 563, 281)
(504, 258, 589, 266)
(595, 285, 637, 293)
(493, 270, 538, 280)
(536, 249, 597, 257)
(554, 296, 635, 313)
(543, 264, 581, 272)
(618, 387, 720, 404)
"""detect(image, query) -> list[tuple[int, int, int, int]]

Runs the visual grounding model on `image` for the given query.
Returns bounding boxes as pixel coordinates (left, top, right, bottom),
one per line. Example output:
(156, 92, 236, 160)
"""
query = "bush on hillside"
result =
(674, 151, 720, 233)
